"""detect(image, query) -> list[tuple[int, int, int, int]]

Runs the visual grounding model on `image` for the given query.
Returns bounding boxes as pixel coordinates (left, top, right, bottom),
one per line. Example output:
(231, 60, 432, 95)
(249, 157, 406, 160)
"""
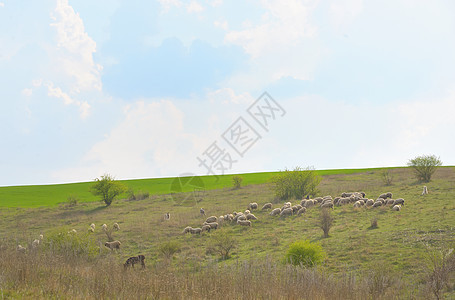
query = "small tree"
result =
(318, 208, 333, 238)
(284, 240, 325, 267)
(90, 174, 126, 206)
(232, 175, 243, 189)
(159, 241, 181, 260)
(407, 155, 442, 183)
(207, 231, 236, 260)
(380, 169, 393, 186)
(271, 167, 321, 200)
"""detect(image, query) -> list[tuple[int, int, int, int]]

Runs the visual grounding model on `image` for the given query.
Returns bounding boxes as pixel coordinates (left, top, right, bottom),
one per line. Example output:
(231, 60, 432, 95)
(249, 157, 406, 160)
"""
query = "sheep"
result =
(164, 213, 170, 220)
(17, 245, 26, 253)
(124, 255, 145, 270)
(281, 202, 292, 210)
(297, 207, 307, 215)
(244, 209, 251, 215)
(39, 234, 44, 240)
(270, 208, 281, 216)
(205, 216, 218, 223)
(233, 213, 245, 222)
(248, 202, 258, 210)
(392, 205, 401, 211)
(394, 198, 405, 206)
(88, 227, 95, 233)
(372, 201, 383, 208)
(378, 192, 393, 199)
(262, 203, 273, 210)
(421, 186, 428, 196)
(102, 224, 108, 231)
(280, 208, 293, 217)
(31, 239, 40, 249)
(237, 220, 251, 226)
(113, 223, 120, 231)
(68, 229, 77, 234)
(320, 202, 334, 209)
(386, 199, 395, 205)
(90, 223, 96, 231)
(341, 192, 353, 197)
(190, 228, 202, 234)
(202, 225, 211, 232)
(303, 200, 315, 208)
(365, 199, 374, 207)
(200, 208, 206, 216)
(104, 241, 121, 250)
(183, 226, 192, 234)
(353, 201, 362, 208)
(246, 213, 258, 221)
(203, 222, 219, 230)
(314, 197, 323, 203)
(333, 197, 341, 205)
(237, 215, 247, 221)
(292, 204, 303, 213)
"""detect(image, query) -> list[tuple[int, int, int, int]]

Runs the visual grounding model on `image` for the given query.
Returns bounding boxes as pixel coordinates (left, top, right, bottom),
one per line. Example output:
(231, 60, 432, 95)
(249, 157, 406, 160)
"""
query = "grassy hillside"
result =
(0, 166, 454, 298)
(0, 168, 390, 208)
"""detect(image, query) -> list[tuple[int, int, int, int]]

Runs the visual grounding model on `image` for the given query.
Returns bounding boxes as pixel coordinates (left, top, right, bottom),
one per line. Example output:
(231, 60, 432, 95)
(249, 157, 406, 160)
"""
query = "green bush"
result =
(232, 176, 243, 189)
(271, 167, 321, 200)
(407, 154, 442, 183)
(285, 240, 325, 267)
(43, 228, 99, 259)
(207, 230, 236, 260)
(66, 195, 79, 206)
(159, 241, 181, 259)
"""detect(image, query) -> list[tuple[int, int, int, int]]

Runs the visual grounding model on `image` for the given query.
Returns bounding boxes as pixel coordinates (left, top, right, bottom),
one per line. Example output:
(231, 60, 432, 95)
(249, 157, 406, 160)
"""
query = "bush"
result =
(271, 167, 321, 201)
(232, 176, 243, 189)
(380, 170, 393, 186)
(159, 241, 181, 259)
(407, 155, 442, 183)
(370, 217, 378, 229)
(66, 195, 79, 207)
(318, 208, 334, 238)
(44, 229, 99, 259)
(207, 230, 236, 260)
(285, 240, 325, 267)
(128, 189, 150, 201)
(90, 174, 127, 206)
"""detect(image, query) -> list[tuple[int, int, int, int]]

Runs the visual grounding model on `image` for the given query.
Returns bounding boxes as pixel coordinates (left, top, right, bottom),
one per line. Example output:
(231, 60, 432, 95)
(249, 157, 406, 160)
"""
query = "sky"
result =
(1, 0, 455, 186)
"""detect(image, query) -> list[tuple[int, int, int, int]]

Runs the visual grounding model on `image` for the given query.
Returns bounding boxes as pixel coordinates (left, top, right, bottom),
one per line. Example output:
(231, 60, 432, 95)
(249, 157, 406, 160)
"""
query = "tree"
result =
(271, 167, 321, 200)
(90, 174, 126, 206)
(207, 230, 236, 260)
(407, 155, 442, 183)
(232, 175, 243, 189)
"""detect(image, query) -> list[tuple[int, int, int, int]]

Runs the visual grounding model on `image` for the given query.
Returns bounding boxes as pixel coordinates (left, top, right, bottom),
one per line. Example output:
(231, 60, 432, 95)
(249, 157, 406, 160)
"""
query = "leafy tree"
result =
(232, 175, 243, 189)
(407, 155, 442, 183)
(284, 240, 325, 267)
(271, 167, 321, 200)
(90, 174, 126, 206)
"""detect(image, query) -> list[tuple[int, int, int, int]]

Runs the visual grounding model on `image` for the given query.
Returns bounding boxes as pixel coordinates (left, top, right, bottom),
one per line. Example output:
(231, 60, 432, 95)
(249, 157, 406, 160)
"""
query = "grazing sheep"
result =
(341, 192, 353, 197)
(303, 200, 315, 208)
(190, 228, 202, 234)
(237, 215, 247, 221)
(248, 202, 258, 210)
(314, 197, 323, 203)
(102, 224, 107, 231)
(366, 199, 374, 207)
(392, 205, 401, 211)
(386, 199, 395, 205)
(292, 204, 303, 213)
(219, 216, 225, 223)
(333, 197, 341, 205)
(39, 234, 44, 240)
(237, 220, 251, 226)
(90, 223, 96, 230)
(233, 213, 245, 222)
(280, 208, 293, 217)
(297, 207, 307, 215)
(164, 213, 170, 220)
(113, 223, 120, 231)
(320, 202, 334, 209)
(88, 227, 95, 233)
(246, 213, 258, 220)
(421, 186, 428, 196)
(17, 245, 26, 253)
(203, 222, 219, 229)
(270, 208, 281, 216)
(394, 198, 405, 206)
(68, 229, 77, 234)
(32, 239, 40, 249)
(183, 226, 192, 234)
(205, 216, 218, 223)
(262, 203, 273, 210)
(378, 192, 393, 199)
(202, 225, 211, 233)
(353, 201, 362, 208)
(200, 208, 206, 216)
(104, 241, 121, 250)
(124, 255, 145, 270)
(372, 201, 383, 208)
(244, 210, 251, 215)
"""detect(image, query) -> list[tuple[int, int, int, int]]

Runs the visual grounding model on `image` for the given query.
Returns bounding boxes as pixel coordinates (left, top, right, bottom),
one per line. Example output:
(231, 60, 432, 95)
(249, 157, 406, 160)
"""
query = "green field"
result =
(1, 166, 454, 298)
(0, 168, 392, 207)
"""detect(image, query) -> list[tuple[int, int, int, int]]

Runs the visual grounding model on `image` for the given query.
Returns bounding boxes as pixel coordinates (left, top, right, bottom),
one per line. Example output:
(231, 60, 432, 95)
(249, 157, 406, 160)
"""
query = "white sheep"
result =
(244, 210, 251, 215)
(392, 205, 401, 211)
(421, 186, 428, 196)
(262, 203, 272, 210)
(378, 192, 393, 199)
(372, 201, 383, 208)
(386, 199, 395, 205)
(68, 229, 77, 234)
(270, 208, 281, 216)
(237, 220, 251, 226)
(90, 223, 96, 230)
(164, 213, 170, 220)
(104, 240, 121, 250)
(365, 199, 374, 206)
(203, 222, 219, 229)
(248, 202, 258, 210)
(17, 245, 26, 253)
(88, 227, 95, 233)
(200, 208, 206, 216)
(297, 207, 307, 215)
(202, 225, 211, 232)
(246, 213, 258, 221)
(205, 216, 218, 223)
(183, 226, 192, 234)
(320, 202, 334, 209)
(190, 228, 202, 234)
(39, 234, 44, 240)
(394, 198, 405, 206)
(32, 239, 40, 249)
(102, 224, 108, 231)
(237, 215, 247, 221)
(280, 208, 293, 217)
(113, 223, 120, 231)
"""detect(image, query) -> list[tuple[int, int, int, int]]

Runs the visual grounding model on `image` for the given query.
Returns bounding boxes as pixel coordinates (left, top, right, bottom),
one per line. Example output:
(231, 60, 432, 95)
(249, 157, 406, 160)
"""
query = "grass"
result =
(0, 167, 400, 208)
(1, 166, 454, 298)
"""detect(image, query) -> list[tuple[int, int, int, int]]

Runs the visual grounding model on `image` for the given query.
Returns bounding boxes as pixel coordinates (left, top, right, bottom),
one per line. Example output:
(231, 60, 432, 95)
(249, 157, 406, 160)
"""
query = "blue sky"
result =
(1, 0, 454, 186)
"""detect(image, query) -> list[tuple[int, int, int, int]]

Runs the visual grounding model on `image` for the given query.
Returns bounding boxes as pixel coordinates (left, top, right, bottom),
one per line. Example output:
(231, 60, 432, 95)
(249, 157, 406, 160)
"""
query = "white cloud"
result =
(187, 1, 204, 13)
(50, 0, 102, 92)
(44, 81, 91, 119)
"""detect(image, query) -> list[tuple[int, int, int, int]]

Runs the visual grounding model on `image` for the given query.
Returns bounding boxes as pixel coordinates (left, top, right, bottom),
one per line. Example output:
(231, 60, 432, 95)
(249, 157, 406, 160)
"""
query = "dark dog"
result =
(124, 255, 145, 270)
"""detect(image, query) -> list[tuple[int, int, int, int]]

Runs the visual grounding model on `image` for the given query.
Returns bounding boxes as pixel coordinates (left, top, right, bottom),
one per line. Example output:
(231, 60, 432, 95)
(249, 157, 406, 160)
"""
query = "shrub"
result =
(285, 240, 325, 267)
(422, 244, 455, 300)
(43, 229, 99, 259)
(207, 230, 236, 260)
(271, 167, 321, 200)
(370, 217, 378, 229)
(232, 176, 243, 189)
(407, 155, 442, 183)
(66, 195, 79, 207)
(90, 174, 127, 206)
(380, 170, 393, 186)
(318, 208, 334, 238)
(159, 241, 181, 260)
(128, 189, 150, 201)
